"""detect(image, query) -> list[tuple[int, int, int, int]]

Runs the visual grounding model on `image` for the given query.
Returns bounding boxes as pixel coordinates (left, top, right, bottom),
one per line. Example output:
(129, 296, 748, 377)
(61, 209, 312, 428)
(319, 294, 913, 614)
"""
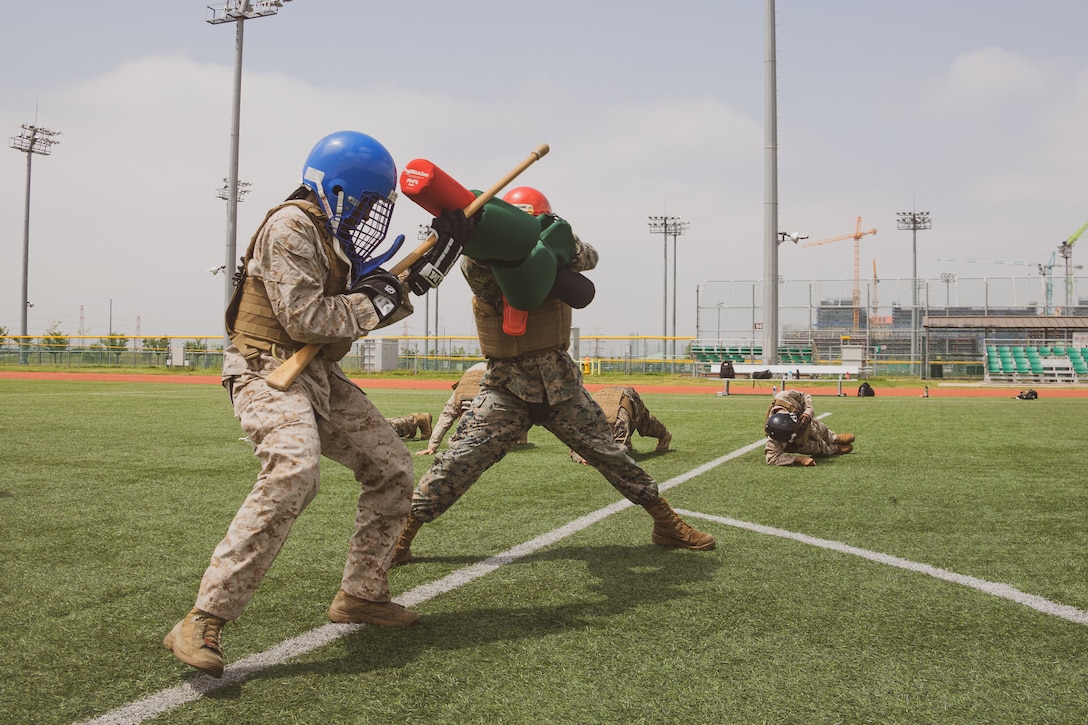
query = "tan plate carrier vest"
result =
(592, 387, 634, 426)
(474, 295, 571, 359)
(226, 200, 353, 363)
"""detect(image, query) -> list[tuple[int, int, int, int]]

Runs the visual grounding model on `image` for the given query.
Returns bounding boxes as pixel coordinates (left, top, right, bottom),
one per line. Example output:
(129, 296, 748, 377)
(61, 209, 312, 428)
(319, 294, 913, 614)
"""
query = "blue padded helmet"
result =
(301, 131, 399, 278)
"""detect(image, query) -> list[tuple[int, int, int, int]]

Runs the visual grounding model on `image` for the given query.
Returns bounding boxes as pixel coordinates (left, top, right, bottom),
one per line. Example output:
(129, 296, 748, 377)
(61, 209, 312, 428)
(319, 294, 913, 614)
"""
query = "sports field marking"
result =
(677, 509, 1088, 627)
(76, 433, 1088, 724)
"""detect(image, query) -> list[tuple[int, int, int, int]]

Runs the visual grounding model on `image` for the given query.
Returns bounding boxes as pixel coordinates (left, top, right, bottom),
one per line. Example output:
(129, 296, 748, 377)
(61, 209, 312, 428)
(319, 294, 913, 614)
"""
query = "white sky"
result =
(3, 0, 1088, 341)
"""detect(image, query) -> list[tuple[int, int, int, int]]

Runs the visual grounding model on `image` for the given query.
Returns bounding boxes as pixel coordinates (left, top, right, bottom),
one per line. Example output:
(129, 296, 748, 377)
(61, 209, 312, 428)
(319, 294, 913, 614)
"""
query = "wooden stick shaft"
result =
(265, 143, 549, 391)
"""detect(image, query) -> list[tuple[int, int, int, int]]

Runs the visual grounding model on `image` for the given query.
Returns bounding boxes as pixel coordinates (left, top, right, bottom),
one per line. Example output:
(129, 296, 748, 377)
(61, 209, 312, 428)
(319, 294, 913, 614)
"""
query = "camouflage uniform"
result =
(425, 362, 488, 450)
(592, 386, 668, 451)
(409, 242, 663, 522)
(200, 203, 415, 620)
(763, 389, 843, 466)
(387, 415, 419, 439)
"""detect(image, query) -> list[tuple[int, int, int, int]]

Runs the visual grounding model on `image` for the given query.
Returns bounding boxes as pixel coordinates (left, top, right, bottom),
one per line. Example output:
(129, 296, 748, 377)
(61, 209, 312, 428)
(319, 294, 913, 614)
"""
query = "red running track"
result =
(3, 371, 1087, 398)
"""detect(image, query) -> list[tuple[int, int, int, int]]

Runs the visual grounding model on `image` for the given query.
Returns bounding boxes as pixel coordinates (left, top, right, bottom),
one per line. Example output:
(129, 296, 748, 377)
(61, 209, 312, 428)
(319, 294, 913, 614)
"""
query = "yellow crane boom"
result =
(1059, 219, 1088, 310)
(803, 216, 877, 329)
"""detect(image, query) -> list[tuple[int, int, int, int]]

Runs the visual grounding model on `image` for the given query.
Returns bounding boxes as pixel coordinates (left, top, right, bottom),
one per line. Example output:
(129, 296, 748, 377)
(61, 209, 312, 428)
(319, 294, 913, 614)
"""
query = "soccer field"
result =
(2, 378, 1086, 724)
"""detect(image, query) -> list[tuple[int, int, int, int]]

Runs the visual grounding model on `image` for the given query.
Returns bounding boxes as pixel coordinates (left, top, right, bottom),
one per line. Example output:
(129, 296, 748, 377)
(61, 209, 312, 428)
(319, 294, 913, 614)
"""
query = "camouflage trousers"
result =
(786, 417, 840, 457)
(196, 372, 413, 620)
(410, 385, 659, 522)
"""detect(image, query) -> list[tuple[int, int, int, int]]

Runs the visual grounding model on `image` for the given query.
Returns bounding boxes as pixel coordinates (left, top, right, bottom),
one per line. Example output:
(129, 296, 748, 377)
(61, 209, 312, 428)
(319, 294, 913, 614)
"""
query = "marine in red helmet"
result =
(390, 188, 716, 567)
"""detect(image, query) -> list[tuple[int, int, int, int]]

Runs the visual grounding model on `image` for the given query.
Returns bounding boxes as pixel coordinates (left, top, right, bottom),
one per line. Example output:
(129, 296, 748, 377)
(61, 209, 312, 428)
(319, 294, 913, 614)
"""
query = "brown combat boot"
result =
(391, 515, 424, 567)
(838, 443, 853, 454)
(163, 607, 226, 678)
(415, 413, 433, 440)
(836, 432, 856, 444)
(328, 590, 420, 626)
(655, 431, 672, 452)
(643, 497, 716, 551)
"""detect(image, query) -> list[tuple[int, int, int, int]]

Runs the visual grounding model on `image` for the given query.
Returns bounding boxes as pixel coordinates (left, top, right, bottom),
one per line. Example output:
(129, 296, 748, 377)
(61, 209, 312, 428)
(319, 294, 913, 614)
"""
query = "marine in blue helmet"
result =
(163, 131, 471, 678)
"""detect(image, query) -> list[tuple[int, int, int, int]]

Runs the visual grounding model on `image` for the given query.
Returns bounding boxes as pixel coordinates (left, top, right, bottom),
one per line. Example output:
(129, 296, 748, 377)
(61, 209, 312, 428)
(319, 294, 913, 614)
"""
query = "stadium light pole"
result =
(669, 220, 690, 361)
(897, 210, 931, 376)
(9, 122, 60, 365)
(648, 215, 685, 361)
(207, 0, 292, 340)
(763, 0, 781, 367)
(940, 272, 955, 315)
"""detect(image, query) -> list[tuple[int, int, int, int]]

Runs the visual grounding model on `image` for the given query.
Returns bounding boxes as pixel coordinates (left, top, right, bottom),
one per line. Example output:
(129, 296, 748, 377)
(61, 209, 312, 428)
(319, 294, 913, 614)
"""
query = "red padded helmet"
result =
(502, 186, 552, 217)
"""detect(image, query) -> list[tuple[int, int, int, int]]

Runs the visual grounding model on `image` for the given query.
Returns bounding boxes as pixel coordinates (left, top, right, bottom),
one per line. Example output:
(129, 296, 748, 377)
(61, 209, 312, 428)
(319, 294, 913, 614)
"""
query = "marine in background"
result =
(764, 388, 855, 467)
(570, 385, 671, 464)
(417, 362, 526, 455)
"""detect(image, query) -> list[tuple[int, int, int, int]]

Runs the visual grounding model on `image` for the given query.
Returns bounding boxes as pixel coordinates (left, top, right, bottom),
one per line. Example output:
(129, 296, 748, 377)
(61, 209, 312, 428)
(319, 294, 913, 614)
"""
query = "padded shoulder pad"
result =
(462, 196, 540, 262)
(537, 215, 577, 265)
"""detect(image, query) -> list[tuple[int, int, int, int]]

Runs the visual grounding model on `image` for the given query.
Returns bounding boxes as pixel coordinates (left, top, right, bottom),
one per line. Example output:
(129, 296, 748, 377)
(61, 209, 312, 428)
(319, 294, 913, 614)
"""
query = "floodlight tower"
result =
(648, 215, 687, 360)
(207, 0, 292, 336)
(216, 177, 252, 203)
(9, 122, 60, 365)
(669, 219, 690, 359)
(897, 210, 931, 376)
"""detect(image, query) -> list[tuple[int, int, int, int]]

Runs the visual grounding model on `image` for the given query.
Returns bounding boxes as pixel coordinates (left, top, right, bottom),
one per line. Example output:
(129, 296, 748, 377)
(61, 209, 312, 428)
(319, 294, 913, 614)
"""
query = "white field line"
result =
(77, 430, 1088, 724)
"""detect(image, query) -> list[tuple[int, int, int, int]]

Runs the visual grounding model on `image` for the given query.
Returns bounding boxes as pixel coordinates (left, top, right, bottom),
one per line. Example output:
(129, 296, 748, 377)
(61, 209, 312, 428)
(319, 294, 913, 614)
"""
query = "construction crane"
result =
(803, 216, 877, 330)
(1059, 219, 1087, 310)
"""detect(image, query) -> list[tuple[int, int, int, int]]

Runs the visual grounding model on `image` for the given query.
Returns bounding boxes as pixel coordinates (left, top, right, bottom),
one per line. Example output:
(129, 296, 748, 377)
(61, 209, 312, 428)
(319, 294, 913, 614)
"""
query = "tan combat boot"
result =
(836, 432, 856, 444)
(391, 515, 424, 567)
(163, 607, 227, 678)
(328, 590, 420, 626)
(643, 497, 716, 551)
(415, 413, 433, 440)
(655, 431, 672, 452)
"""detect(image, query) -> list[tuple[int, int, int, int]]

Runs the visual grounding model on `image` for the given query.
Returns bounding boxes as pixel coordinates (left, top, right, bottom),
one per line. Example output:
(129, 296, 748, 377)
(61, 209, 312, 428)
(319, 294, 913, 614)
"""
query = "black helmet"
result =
(765, 412, 798, 442)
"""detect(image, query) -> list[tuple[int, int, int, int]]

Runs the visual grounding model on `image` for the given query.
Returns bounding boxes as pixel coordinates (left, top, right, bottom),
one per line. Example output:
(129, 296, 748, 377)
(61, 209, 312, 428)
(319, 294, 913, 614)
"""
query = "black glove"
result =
(432, 208, 477, 247)
(405, 211, 472, 295)
(350, 269, 404, 323)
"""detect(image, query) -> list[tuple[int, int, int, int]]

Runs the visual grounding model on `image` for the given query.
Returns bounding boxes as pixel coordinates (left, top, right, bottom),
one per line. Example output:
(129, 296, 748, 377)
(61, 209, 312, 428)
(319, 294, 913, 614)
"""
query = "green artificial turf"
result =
(1, 379, 1086, 724)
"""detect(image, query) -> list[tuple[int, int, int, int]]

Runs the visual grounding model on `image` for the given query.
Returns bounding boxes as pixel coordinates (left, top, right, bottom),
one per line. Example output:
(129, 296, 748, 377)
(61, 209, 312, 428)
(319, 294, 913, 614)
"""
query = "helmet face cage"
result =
(300, 131, 397, 278)
(333, 193, 395, 279)
(765, 412, 799, 443)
